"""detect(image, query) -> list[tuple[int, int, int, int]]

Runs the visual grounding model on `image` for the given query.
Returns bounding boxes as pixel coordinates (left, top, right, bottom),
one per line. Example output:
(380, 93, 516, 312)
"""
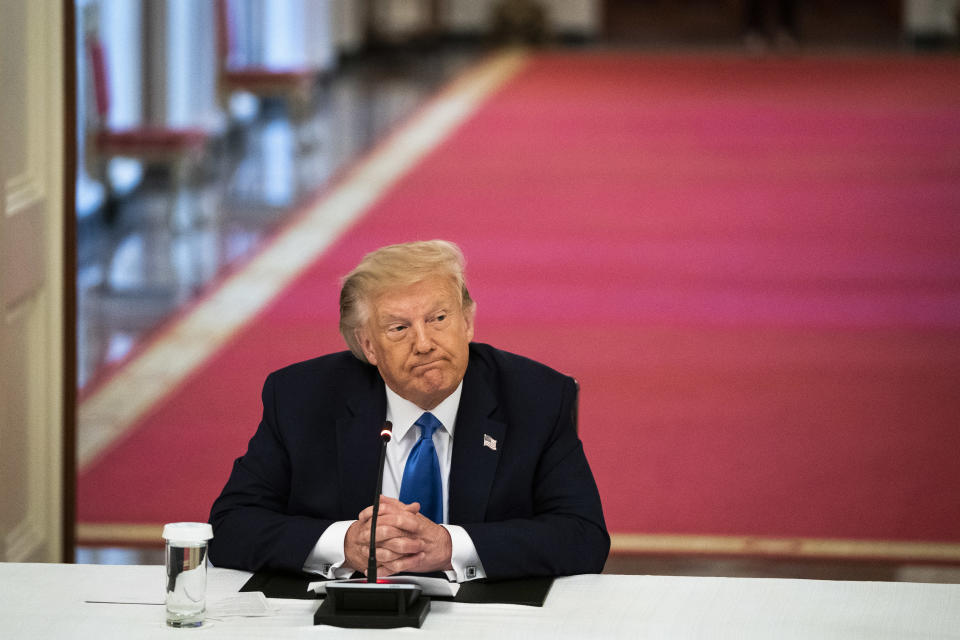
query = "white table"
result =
(2, 563, 959, 638)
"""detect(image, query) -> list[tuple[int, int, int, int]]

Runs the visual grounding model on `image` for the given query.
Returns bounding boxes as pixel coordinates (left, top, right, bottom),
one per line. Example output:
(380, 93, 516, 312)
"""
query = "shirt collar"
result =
(384, 381, 463, 442)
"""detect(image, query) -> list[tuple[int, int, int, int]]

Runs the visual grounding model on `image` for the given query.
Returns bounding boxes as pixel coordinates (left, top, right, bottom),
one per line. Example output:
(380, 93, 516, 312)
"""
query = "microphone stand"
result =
(315, 421, 431, 628)
(367, 425, 389, 582)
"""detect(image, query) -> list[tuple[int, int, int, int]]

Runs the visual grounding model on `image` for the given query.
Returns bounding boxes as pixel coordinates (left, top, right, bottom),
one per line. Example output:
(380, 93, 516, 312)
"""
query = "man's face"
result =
(357, 276, 474, 410)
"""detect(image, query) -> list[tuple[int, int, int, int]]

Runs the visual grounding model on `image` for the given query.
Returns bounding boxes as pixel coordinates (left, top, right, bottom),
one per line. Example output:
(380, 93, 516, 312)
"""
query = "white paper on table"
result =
(308, 576, 460, 598)
(206, 592, 279, 618)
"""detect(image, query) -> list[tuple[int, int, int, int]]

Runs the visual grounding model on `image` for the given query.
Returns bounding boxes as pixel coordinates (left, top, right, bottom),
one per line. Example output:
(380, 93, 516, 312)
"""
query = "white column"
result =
(167, 0, 223, 131)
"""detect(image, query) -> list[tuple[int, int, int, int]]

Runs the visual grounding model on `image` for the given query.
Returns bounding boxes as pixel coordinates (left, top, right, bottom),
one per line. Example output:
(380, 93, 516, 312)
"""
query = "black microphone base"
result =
(314, 582, 430, 629)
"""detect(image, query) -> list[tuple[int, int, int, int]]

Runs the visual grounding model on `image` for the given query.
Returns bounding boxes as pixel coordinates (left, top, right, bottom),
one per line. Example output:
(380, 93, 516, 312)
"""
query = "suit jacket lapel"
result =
(449, 364, 504, 524)
(336, 383, 387, 519)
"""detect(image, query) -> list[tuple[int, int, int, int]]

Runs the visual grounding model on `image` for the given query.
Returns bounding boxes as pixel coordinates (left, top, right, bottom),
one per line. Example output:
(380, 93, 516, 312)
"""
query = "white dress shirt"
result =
(303, 381, 486, 582)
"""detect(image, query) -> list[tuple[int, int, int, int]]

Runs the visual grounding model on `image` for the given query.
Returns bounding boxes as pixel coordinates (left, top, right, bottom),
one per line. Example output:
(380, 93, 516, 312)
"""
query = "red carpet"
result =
(79, 53, 960, 555)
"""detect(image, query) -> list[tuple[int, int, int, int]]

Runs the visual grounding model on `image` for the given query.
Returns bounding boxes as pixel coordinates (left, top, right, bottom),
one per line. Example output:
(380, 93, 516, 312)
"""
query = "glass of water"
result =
(162, 522, 214, 628)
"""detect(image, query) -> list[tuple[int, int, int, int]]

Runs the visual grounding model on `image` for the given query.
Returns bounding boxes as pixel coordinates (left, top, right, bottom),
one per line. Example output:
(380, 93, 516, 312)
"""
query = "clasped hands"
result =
(344, 496, 453, 577)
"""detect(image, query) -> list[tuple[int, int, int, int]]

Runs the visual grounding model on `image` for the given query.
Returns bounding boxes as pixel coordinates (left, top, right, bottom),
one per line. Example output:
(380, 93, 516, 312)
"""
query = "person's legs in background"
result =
(776, 0, 801, 49)
(743, 0, 768, 53)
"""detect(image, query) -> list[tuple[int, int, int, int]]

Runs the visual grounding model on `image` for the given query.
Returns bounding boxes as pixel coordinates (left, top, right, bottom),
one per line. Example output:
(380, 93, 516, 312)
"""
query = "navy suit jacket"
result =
(208, 342, 609, 579)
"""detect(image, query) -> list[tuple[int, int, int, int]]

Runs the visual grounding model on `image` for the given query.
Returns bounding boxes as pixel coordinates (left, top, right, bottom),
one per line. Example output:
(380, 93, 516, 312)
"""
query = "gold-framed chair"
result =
(83, 26, 210, 224)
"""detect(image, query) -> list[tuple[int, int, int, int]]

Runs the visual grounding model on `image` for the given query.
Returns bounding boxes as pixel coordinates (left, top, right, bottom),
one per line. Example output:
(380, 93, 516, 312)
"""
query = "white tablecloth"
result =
(2, 563, 959, 638)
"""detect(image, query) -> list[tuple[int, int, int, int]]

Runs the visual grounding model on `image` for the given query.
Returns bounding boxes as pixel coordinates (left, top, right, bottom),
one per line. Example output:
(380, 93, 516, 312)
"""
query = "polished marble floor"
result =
(77, 45, 483, 390)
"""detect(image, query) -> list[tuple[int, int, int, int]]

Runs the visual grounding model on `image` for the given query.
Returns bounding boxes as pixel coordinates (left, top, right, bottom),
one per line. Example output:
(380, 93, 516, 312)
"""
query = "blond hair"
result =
(339, 240, 474, 361)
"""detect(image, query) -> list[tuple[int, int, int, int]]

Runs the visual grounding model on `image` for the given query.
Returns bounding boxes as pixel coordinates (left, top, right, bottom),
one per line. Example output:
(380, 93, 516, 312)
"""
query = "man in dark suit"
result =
(209, 240, 608, 581)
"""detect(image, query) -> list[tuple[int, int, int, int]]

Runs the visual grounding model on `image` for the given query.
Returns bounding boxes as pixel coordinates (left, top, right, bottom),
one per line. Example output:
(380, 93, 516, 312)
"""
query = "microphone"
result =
(367, 421, 392, 582)
(314, 419, 431, 628)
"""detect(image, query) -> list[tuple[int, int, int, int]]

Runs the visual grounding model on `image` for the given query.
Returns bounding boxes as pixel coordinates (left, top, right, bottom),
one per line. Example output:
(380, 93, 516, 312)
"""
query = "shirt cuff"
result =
(440, 524, 486, 582)
(302, 520, 357, 579)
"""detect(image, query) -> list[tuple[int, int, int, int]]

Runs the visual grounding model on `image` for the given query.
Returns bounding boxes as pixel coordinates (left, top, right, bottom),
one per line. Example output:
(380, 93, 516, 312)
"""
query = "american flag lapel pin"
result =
(483, 434, 497, 451)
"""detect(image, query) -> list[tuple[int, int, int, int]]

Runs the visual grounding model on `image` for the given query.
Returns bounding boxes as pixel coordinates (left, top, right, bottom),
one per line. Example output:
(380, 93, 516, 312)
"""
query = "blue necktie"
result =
(398, 412, 443, 523)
